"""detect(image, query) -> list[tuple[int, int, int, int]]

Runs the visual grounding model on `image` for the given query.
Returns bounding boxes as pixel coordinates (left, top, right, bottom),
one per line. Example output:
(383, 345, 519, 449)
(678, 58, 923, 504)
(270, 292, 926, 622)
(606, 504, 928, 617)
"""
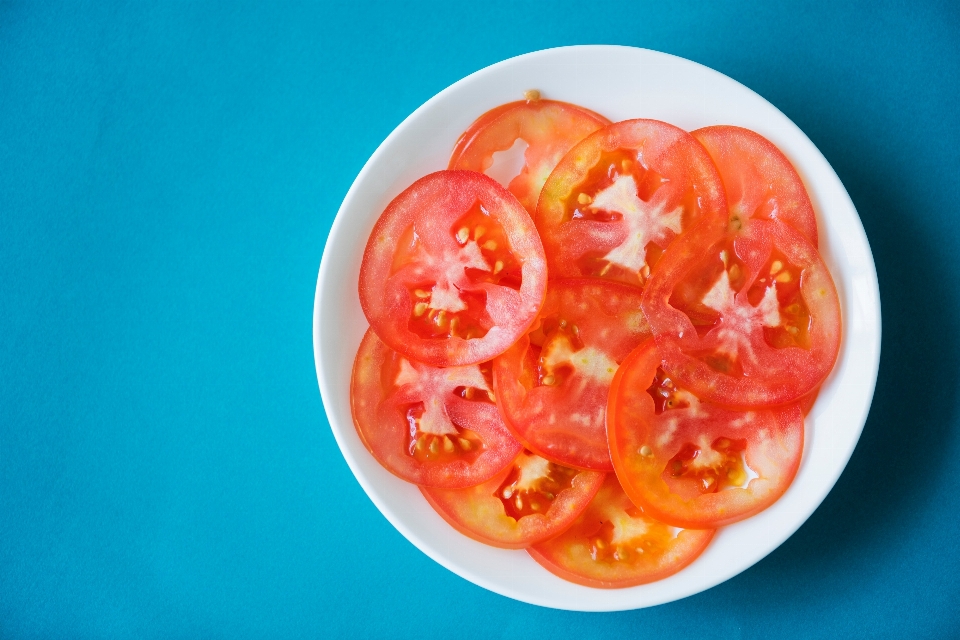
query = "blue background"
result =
(2, 1, 959, 637)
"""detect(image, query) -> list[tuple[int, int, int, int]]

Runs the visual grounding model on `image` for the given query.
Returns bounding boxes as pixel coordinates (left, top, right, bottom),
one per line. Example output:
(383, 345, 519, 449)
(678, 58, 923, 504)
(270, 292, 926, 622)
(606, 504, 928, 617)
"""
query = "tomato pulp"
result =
(692, 125, 819, 246)
(351, 329, 522, 488)
(493, 279, 650, 471)
(536, 119, 727, 289)
(607, 340, 804, 528)
(641, 215, 841, 407)
(359, 170, 548, 367)
(449, 98, 610, 216)
(421, 450, 605, 549)
(528, 474, 714, 588)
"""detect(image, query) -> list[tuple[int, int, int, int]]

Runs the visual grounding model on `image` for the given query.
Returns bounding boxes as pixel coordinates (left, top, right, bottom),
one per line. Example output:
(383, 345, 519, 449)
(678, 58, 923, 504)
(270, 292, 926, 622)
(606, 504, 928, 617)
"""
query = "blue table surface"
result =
(3, 1, 959, 637)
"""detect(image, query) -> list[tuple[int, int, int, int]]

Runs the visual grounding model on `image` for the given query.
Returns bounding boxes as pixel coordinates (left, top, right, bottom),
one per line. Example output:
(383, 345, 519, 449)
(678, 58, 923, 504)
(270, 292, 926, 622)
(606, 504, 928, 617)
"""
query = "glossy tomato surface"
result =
(535, 119, 727, 289)
(642, 215, 841, 406)
(420, 450, 605, 549)
(528, 474, 714, 588)
(493, 279, 650, 471)
(692, 125, 819, 246)
(351, 329, 522, 488)
(607, 340, 804, 528)
(359, 170, 547, 367)
(449, 99, 610, 216)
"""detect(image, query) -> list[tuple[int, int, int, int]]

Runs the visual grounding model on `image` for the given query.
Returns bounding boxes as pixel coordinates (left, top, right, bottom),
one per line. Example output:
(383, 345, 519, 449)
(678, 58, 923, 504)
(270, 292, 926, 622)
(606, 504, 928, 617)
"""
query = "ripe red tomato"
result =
(527, 474, 714, 588)
(641, 215, 841, 407)
(351, 329, 522, 488)
(420, 450, 605, 549)
(692, 125, 819, 246)
(448, 99, 610, 215)
(535, 119, 727, 289)
(493, 279, 650, 471)
(359, 170, 547, 367)
(607, 339, 804, 528)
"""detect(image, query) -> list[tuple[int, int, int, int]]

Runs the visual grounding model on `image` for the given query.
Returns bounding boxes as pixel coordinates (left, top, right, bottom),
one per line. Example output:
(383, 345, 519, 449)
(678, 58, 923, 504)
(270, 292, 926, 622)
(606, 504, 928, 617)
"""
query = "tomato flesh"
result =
(421, 450, 604, 549)
(607, 340, 804, 528)
(493, 279, 650, 471)
(528, 474, 714, 588)
(360, 170, 547, 367)
(351, 329, 522, 488)
(642, 216, 841, 407)
(692, 125, 819, 246)
(536, 119, 727, 289)
(449, 99, 610, 215)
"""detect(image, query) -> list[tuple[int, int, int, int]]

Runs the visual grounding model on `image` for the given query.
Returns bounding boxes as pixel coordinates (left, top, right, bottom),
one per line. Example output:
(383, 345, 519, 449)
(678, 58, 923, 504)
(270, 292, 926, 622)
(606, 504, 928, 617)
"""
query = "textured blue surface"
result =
(2, 1, 959, 637)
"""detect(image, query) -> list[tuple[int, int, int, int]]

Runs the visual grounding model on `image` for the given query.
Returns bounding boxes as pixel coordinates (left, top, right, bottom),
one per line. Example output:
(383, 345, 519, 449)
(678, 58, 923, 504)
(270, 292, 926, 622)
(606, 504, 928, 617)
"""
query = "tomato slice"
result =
(692, 125, 819, 246)
(420, 450, 605, 549)
(641, 215, 841, 407)
(527, 474, 714, 588)
(493, 279, 650, 471)
(607, 339, 804, 528)
(449, 99, 610, 215)
(535, 119, 727, 289)
(351, 329, 522, 488)
(359, 170, 547, 367)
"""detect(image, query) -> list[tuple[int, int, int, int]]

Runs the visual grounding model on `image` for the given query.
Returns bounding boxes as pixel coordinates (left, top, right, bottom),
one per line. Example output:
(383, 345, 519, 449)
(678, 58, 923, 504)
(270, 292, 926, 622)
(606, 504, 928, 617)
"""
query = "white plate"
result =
(313, 46, 881, 611)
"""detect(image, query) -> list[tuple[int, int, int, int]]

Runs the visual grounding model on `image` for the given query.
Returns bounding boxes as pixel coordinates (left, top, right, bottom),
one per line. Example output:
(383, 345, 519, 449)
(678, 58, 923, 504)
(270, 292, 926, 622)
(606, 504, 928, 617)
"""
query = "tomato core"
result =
(495, 452, 579, 519)
(587, 508, 674, 564)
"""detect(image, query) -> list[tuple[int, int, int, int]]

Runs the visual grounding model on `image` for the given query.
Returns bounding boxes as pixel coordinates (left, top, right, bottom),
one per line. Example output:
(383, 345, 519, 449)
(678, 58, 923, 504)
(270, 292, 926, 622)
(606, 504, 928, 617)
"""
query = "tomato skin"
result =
(359, 170, 547, 367)
(351, 329, 522, 489)
(607, 340, 804, 529)
(420, 452, 605, 549)
(528, 475, 714, 588)
(449, 99, 610, 215)
(693, 126, 818, 247)
(493, 279, 650, 471)
(641, 215, 841, 407)
(535, 119, 727, 289)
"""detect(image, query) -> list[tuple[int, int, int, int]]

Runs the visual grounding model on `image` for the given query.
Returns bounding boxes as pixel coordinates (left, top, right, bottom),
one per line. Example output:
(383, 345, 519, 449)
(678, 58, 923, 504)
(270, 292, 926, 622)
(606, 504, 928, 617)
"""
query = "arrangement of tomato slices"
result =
(350, 95, 841, 588)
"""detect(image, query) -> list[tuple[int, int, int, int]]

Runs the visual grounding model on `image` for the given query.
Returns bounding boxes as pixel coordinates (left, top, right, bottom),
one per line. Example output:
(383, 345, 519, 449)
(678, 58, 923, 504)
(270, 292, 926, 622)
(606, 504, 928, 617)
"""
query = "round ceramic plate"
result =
(313, 46, 881, 611)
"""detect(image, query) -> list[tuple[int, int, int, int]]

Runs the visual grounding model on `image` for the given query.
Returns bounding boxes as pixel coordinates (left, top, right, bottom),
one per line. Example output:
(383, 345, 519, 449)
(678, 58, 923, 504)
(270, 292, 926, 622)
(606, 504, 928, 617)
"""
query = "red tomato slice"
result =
(535, 119, 727, 289)
(607, 339, 804, 528)
(351, 329, 522, 488)
(641, 215, 841, 406)
(693, 125, 819, 246)
(449, 99, 610, 215)
(359, 170, 547, 367)
(527, 474, 714, 588)
(420, 450, 605, 549)
(493, 279, 651, 471)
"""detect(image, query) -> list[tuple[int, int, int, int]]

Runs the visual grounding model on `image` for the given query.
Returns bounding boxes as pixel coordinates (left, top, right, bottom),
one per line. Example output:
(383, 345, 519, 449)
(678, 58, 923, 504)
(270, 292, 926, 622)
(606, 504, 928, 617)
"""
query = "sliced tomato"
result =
(607, 339, 805, 528)
(535, 119, 727, 289)
(351, 329, 522, 488)
(641, 215, 841, 407)
(420, 450, 605, 549)
(528, 474, 714, 588)
(449, 98, 610, 215)
(493, 279, 650, 471)
(693, 125, 819, 246)
(359, 170, 548, 367)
